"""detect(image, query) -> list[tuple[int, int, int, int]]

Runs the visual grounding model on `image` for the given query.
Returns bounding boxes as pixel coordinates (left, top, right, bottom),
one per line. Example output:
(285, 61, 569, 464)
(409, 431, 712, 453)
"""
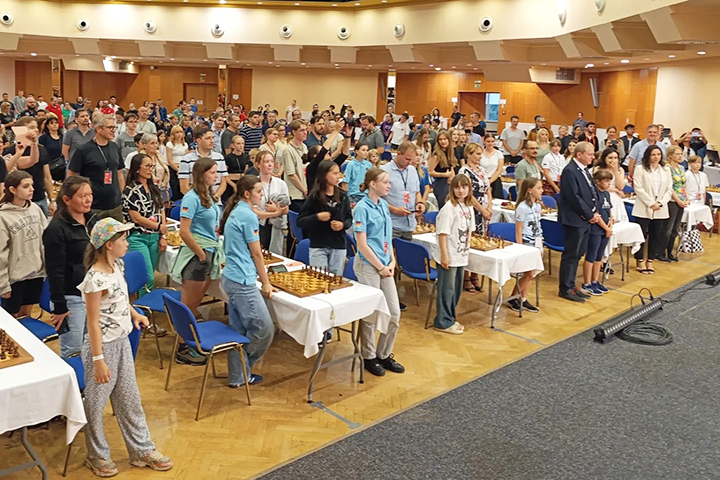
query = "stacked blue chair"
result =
(509, 186, 517, 201)
(392, 238, 437, 329)
(541, 219, 565, 276)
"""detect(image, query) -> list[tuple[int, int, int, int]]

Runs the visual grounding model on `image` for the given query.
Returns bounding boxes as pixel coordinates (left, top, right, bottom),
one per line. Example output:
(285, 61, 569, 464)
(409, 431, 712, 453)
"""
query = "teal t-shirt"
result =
(222, 201, 260, 285)
(180, 189, 221, 250)
(345, 159, 372, 197)
(353, 196, 392, 266)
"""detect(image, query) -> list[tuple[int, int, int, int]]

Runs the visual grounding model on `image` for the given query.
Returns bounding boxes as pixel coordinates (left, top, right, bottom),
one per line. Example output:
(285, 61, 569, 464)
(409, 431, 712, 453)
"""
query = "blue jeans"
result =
(35, 198, 49, 218)
(434, 265, 465, 329)
(221, 277, 275, 385)
(54, 295, 87, 358)
(308, 247, 346, 276)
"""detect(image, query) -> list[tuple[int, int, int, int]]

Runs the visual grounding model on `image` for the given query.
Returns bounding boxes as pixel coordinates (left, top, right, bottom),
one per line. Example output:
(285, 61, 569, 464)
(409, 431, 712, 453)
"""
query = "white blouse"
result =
(480, 149, 503, 178)
(541, 152, 567, 182)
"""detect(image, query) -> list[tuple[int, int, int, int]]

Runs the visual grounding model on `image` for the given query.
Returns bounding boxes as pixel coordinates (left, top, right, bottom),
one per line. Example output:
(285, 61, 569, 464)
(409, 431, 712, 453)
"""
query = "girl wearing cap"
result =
(219, 175, 275, 387)
(79, 217, 173, 477)
(0, 170, 47, 318)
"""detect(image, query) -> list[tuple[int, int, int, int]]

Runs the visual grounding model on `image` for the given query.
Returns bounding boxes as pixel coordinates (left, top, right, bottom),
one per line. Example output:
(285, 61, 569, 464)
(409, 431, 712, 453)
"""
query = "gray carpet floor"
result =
(260, 282, 720, 480)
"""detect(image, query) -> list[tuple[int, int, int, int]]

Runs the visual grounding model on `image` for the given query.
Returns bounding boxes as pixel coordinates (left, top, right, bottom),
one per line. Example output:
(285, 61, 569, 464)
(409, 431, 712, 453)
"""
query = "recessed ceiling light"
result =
(429, 64, 434, 67)
(170, 58, 175, 61)
(585, 63, 594, 68)
(604, 62, 609, 65)
(540, 63, 546, 66)
(643, 58, 650, 61)
(335, 63, 339, 66)
(621, 59, 630, 64)
(159, 61, 163, 63)
(276, 65, 280, 67)
(301, 62, 306, 65)
(76, 54, 80, 57)
(698, 51, 707, 55)
(355, 2, 360, 5)
(332, 3, 338, 6)
(473, 67, 478, 70)
(258, 1, 262, 3)
(382, 0, 387, 2)
(219, 0, 226, 3)
(668, 54, 676, 58)
(30, 53, 37, 56)
(203, 59, 208, 62)
(435, 67, 441, 71)
(368, 65, 372, 67)
(451, 66, 456, 69)
(295, 2, 299, 5)
(268, 61, 273, 64)
(466, 64, 472, 67)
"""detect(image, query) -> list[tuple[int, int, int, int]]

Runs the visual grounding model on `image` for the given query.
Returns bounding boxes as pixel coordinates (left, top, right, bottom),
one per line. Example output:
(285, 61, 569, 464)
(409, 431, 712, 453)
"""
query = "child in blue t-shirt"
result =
(511, 177, 544, 313)
(581, 169, 614, 296)
(345, 142, 373, 204)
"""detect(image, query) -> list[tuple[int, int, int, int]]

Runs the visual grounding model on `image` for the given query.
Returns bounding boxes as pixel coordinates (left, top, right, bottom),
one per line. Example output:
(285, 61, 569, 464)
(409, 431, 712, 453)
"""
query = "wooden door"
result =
(458, 92, 486, 116)
(184, 83, 218, 119)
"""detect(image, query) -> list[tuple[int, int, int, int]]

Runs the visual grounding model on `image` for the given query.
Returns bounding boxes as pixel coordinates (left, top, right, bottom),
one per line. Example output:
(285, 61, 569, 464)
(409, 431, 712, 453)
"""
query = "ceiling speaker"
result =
(337, 25, 350, 40)
(393, 23, 405, 38)
(76, 17, 89, 31)
(0, 12, 13, 26)
(280, 24, 293, 39)
(595, 0, 606, 13)
(211, 23, 224, 37)
(478, 16, 493, 33)
(144, 20, 157, 34)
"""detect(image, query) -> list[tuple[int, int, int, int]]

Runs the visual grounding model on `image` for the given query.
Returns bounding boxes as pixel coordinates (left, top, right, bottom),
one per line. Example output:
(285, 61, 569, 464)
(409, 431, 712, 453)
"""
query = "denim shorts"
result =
(181, 250, 214, 281)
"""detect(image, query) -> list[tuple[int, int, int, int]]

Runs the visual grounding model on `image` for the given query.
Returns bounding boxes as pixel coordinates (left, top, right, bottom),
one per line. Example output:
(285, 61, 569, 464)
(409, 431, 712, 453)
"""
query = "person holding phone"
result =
(43, 176, 98, 358)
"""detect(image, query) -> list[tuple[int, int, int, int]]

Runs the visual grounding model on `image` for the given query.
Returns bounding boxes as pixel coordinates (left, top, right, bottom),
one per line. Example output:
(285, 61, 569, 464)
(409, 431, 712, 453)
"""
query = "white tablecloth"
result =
(704, 165, 720, 186)
(624, 199, 714, 231)
(603, 221, 645, 257)
(157, 248, 390, 358)
(0, 310, 86, 444)
(490, 198, 558, 224)
(413, 233, 544, 286)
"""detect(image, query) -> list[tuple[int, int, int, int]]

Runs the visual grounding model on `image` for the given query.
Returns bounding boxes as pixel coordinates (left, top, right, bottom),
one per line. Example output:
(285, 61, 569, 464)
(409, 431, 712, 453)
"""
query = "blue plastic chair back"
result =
(503, 188, 509, 200)
(625, 203, 635, 222)
(122, 251, 150, 296)
(623, 185, 634, 195)
(65, 356, 85, 391)
(541, 219, 564, 251)
(509, 186, 517, 201)
(288, 210, 304, 242)
(705, 192, 713, 208)
(169, 206, 181, 221)
(554, 192, 562, 209)
(487, 223, 516, 242)
(39, 278, 51, 314)
(542, 195, 557, 209)
(424, 211, 438, 225)
(294, 238, 310, 264)
(341, 163, 348, 173)
(392, 238, 432, 277)
(345, 233, 357, 258)
(505, 165, 515, 174)
(128, 321, 142, 359)
(343, 256, 358, 281)
(381, 151, 392, 161)
(163, 293, 201, 347)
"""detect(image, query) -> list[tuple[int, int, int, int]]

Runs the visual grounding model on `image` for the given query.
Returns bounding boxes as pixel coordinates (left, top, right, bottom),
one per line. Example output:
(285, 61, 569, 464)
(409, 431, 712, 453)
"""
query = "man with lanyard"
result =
(558, 142, 599, 303)
(178, 124, 228, 199)
(68, 114, 125, 221)
(381, 141, 426, 311)
(62, 108, 94, 162)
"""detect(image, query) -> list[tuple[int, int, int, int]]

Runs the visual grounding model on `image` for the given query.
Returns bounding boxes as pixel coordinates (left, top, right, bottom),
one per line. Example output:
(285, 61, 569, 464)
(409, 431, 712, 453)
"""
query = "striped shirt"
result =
(177, 150, 228, 194)
(240, 125, 263, 154)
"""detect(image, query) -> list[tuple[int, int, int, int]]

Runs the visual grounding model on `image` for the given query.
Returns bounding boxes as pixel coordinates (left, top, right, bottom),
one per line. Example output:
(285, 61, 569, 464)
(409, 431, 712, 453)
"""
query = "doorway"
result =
(184, 83, 218, 119)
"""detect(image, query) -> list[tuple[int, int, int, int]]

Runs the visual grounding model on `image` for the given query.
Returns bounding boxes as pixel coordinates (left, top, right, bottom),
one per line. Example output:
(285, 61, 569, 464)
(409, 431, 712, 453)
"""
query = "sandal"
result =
(85, 457, 118, 477)
(646, 261, 655, 274)
(636, 261, 647, 274)
(470, 274, 482, 291)
(434, 321, 465, 335)
(463, 280, 476, 293)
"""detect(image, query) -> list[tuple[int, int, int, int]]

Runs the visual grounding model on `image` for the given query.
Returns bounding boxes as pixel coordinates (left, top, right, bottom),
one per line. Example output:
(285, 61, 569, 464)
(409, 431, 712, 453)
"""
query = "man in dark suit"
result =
(558, 142, 600, 302)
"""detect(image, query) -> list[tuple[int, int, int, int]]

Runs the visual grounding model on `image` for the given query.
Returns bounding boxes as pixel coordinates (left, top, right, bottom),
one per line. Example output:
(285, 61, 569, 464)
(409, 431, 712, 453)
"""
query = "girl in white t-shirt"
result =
(541, 139, 566, 194)
(252, 151, 290, 254)
(511, 177, 544, 313)
(686, 155, 709, 203)
(433, 174, 476, 335)
(79, 218, 172, 477)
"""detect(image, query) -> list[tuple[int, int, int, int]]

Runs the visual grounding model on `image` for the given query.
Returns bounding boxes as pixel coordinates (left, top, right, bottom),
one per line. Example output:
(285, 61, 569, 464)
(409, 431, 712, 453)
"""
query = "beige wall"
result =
(251, 68, 378, 117)
(654, 61, 720, 147)
(0, 59, 15, 97)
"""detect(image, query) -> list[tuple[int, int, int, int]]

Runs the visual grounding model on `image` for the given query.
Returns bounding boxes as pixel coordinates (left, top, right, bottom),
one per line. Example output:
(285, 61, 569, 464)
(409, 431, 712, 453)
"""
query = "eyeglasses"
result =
(142, 163, 155, 169)
(102, 125, 116, 131)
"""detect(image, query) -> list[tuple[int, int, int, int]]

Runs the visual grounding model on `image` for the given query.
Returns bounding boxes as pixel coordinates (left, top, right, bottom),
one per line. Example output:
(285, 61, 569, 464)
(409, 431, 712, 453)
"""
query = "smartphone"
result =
(661, 128, 671, 138)
(57, 316, 70, 335)
(11, 126, 29, 148)
(691, 132, 701, 137)
(269, 264, 288, 274)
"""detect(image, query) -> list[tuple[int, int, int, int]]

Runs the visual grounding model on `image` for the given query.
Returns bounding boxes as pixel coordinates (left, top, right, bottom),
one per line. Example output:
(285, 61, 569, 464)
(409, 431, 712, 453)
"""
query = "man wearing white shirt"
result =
(285, 100, 298, 122)
(387, 113, 410, 150)
(36, 95, 48, 111)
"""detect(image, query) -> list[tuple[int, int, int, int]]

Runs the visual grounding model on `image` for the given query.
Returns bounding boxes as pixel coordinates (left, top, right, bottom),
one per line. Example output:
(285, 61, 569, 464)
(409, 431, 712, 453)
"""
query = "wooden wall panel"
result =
(395, 69, 657, 129)
(14, 61, 53, 101)
(227, 68, 252, 110)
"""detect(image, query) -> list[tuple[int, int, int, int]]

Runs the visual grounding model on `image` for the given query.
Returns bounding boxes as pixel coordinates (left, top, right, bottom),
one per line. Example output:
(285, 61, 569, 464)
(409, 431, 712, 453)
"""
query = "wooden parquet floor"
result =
(4, 233, 720, 479)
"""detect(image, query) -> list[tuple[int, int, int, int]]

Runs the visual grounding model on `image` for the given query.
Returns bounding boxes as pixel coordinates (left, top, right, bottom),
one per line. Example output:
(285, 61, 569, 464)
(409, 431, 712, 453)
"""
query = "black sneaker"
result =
(572, 287, 591, 299)
(507, 298, 521, 312)
(175, 345, 207, 366)
(399, 302, 407, 312)
(656, 255, 671, 263)
(378, 354, 405, 373)
(522, 300, 539, 313)
(559, 291, 586, 303)
(364, 358, 386, 376)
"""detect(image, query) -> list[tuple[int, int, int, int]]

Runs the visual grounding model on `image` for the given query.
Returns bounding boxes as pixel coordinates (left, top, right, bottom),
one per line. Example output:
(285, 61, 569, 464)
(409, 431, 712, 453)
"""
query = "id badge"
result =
(403, 190, 410, 205)
(535, 236, 543, 250)
(384, 241, 389, 255)
(104, 170, 112, 185)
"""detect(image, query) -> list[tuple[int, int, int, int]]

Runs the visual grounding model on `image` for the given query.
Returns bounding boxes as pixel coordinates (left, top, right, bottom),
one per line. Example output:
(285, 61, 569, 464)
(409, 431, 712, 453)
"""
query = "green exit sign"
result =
(474, 80, 482, 89)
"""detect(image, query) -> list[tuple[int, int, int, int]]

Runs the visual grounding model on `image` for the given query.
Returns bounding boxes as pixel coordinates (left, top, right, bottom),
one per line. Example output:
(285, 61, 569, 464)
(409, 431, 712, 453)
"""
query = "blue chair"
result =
(392, 238, 437, 329)
(343, 256, 358, 281)
(554, 192, 562, 209)
(623, 185, 634, 195)
(541, 195, 557, 209)
(424, 211, 438, 225)
(169, 205, 181, 221)
(705, 192, 717, 238)
(509, 186, 517, 201)
(625, 203, 635, 223)
(163, 293, 251, 421)
(340, 162, 348, 173)
(346, 233, 357, 258)
(287, 210, 304, 258)
(123, 251, 182, 370)
(294, 238, 310, 264)
(505, 165, 515, 174)
(541, 219, 564, 276)
(17, 279, 57, 343)
(381, 151, 392, 162)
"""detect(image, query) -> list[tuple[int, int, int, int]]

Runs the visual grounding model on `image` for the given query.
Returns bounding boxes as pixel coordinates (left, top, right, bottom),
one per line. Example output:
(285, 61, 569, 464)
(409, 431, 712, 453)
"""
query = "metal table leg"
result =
(0, 427, 48, 480)
(490, 286, 503, 329)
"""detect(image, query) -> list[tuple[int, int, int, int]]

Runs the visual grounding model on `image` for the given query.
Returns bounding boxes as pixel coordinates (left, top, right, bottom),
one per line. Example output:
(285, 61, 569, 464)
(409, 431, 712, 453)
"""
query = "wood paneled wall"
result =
(227, 68, 253, 110)
(395, 69, 657, 129)
(14, 61, 54, 100)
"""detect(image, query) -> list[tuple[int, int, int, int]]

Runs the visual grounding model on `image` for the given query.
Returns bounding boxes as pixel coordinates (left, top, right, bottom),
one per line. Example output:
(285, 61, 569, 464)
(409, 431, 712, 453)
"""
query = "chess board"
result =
(166, 231, 183, 247)
(501, 176, 515, 183)
(261, 250, 283, 265)
(501, 201, 517, 210)
(0, 328, 34, 370)
(267, 266, 352, 297)
(707, 186, 720, 193)
(470, 233, 507, 252)
(414, 223, 436, 234)
(542, 207, 557, 215)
